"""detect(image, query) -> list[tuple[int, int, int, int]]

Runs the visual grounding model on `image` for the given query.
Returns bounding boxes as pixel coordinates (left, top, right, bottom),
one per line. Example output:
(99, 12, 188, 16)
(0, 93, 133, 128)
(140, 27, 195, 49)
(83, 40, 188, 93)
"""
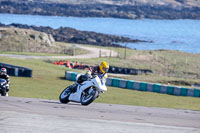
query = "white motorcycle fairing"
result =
(68, 75, 107, 103)
(68, 80, 94, 102)
(93, 76, 107, 92)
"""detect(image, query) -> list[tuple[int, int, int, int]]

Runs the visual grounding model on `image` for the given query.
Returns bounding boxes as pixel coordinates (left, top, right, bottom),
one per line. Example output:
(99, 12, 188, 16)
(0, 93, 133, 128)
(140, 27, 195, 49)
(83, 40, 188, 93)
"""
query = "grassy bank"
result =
(0, 42, 89, 56)
(63, 45, 200, 88)
(1, 55, 200, 111)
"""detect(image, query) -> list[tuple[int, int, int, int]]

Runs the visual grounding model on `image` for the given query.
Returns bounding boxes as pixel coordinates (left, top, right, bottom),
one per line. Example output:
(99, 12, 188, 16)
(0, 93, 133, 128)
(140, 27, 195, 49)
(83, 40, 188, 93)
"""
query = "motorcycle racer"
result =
(87, 61, 109, 82)
(0, 68, 10, 96)
(70, 61, 109, 92)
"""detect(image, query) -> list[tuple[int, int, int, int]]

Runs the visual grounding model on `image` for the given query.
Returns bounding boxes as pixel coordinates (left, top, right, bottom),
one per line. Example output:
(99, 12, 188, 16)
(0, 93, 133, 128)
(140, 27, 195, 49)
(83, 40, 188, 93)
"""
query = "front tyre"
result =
(81, 88, 98, 106)
(59, 87, 72, 104)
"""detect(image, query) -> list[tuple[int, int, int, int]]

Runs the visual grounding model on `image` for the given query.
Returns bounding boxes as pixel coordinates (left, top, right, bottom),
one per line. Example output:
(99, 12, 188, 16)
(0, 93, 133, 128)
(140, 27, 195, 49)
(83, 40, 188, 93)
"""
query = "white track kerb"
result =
(65, 71, 200, 98)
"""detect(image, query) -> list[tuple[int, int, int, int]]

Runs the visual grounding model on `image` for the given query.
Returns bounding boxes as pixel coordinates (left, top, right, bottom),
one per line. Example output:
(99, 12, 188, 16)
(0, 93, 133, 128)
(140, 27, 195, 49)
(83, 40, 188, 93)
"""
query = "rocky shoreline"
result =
(0, 23, 146, 47)
(0, 0, 200, 19)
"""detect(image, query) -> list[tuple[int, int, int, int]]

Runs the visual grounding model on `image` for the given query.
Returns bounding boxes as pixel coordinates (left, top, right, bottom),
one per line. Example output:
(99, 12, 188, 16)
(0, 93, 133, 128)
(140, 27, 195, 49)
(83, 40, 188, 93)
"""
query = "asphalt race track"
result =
(0, 96, 200, 133)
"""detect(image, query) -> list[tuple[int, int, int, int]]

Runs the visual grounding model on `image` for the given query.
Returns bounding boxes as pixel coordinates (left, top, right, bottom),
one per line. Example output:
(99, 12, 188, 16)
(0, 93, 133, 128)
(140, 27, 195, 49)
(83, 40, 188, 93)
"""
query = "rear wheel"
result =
(1, 87, 6, 96)
(59, 87, 72, 103)
(81, 88, 98, 106)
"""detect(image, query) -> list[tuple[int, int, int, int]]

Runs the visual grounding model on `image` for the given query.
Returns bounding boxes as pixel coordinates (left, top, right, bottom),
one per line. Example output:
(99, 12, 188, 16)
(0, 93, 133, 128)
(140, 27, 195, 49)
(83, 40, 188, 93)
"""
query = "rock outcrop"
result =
(0, 27, 63, 53)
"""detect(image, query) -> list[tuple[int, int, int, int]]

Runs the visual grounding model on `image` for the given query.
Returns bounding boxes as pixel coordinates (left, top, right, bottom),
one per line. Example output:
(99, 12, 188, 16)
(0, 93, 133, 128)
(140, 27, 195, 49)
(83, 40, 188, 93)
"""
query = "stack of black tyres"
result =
(108, 66, 152, 75)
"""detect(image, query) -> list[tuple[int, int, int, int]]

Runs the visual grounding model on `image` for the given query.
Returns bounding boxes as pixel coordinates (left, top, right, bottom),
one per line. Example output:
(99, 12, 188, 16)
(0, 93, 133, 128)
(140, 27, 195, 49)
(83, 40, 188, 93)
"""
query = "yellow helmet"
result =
(99, 61, 109, 74)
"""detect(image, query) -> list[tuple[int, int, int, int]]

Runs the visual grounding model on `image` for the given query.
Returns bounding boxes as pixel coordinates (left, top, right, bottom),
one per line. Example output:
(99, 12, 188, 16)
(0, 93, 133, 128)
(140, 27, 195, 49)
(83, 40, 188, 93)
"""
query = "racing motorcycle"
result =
(59, 74, 107, 105)
(0, 78, 7, 96)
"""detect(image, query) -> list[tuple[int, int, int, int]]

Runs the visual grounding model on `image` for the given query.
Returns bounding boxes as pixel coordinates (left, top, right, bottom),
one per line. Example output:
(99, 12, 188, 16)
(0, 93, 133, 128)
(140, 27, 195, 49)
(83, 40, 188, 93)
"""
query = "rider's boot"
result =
(6, 86, 9, 96)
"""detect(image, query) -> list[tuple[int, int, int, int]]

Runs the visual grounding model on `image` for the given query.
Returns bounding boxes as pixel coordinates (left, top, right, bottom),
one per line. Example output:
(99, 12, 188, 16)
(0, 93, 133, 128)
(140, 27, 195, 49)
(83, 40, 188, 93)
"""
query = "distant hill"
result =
(0, 0, 200, 19)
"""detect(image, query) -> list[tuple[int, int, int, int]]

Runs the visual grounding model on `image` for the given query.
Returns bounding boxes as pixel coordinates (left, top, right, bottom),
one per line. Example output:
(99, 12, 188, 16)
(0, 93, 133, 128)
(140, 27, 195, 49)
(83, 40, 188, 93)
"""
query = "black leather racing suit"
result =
(0, 73, 10, 92)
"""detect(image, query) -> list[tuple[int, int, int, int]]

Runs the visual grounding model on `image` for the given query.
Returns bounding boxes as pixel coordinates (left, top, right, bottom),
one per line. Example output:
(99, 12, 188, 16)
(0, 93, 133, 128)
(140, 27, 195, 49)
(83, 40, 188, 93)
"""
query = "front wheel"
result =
(59, 87, 72, 104)
(81, 88, 98, 106)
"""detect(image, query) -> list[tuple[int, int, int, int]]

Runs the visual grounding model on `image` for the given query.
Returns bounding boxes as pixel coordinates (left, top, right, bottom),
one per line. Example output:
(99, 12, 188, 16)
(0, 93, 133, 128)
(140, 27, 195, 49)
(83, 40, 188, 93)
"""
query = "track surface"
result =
(0, 96, 200, 133)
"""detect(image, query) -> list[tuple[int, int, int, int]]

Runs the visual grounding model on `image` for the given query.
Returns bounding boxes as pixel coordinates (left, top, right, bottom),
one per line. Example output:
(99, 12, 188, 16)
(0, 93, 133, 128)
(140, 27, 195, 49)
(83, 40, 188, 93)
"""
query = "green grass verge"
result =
(96, 86, 200, 110)
(1, 56, 200, 111)
(62, 45, 200, 88)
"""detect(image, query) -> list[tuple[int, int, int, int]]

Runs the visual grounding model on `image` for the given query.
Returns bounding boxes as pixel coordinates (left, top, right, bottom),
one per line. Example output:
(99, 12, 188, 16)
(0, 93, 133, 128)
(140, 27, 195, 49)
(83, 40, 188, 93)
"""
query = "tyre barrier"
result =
(0, 63, 32, 77)
(65, 71, 200, 98)
(108, 66, 152, 75)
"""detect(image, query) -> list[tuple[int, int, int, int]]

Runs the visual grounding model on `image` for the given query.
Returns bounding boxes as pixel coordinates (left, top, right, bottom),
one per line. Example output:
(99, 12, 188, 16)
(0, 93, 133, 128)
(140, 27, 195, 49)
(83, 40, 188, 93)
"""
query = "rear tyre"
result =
(59, 87, 72, 104)
(81, 88, 98, 106)
(1, 88, 6, 96)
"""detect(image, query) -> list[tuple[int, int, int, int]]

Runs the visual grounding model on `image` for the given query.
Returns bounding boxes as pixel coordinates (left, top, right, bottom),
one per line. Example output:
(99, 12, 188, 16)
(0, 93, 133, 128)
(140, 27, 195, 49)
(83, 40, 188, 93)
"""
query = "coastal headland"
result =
(0, 0, 200, 19)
